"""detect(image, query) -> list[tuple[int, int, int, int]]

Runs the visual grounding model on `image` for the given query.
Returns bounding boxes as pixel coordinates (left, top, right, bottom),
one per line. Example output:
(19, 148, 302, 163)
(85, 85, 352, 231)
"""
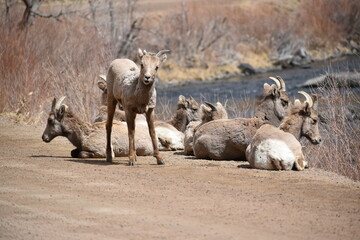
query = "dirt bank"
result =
(0, 117, 359, 240)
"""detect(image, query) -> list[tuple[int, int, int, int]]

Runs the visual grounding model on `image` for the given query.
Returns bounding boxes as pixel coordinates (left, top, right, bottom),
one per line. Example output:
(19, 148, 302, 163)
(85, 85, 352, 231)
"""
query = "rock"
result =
(300, 72, 360, 88)
(274, 47, 312, 69)
(238, 63, 256, 76)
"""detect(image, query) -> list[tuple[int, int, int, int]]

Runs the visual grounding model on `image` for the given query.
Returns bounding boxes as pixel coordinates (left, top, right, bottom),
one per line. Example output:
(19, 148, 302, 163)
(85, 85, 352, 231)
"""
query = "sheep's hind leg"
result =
(269, 156, 283, 170)
(78, 151, 96, 158)
(146, 108, 164, 165)
(126, 111, 137, 166)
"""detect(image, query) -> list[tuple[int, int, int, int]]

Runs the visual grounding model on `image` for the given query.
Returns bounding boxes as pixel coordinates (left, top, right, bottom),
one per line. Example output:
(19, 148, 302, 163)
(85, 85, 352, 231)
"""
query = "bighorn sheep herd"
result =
(42, 48, 322, 171)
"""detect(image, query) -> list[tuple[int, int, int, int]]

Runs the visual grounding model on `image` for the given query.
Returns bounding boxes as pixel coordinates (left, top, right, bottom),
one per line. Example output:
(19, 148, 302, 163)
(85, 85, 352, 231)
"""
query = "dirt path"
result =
(0, 117, 359, 240)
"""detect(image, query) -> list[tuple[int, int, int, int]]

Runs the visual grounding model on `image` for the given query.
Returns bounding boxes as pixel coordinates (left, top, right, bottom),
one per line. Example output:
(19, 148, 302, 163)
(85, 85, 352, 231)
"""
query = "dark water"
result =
(157, 55, 360, 105)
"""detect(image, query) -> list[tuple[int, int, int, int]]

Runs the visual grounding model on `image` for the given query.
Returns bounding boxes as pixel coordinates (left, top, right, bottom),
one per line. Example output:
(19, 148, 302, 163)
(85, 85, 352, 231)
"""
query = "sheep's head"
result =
(138, 49, 170, 85)
(177, 95, 200, 122)
(296, 91, 321, 144)
(200, 102, 228, 123)
(257, 76, 291, 124)
(42, 96, 68, 143)
(97, 74, 107, 106)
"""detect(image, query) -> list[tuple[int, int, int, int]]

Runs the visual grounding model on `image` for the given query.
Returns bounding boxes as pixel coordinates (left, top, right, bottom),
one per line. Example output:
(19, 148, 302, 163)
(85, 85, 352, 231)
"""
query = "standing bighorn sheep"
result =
(184, 102, 228, 155)
(95, 76, 197, 151)
(246, 91, 321, 170)
(193, 76, 291, 160)
(94, 74, 143, 123)
(42, 97, 153, 158)
(106, 49, 169, 165)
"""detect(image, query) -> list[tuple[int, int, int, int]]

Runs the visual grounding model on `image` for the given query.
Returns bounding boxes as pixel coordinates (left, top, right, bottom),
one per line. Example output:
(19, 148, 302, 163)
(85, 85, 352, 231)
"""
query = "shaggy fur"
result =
(193, 77, 291, 160)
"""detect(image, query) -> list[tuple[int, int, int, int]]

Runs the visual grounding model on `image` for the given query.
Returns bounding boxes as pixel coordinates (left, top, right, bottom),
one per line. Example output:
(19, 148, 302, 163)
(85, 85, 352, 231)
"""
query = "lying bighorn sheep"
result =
(246, 91, 321, 170)
(106, 49, 169, 165)
(94, 74, 126, 123)
(154, 95, 199, 151)
(193, 76, 291, 160)
(166, 95, 200, 132)
(42, 97, 153, 158)
(184, 102, 228, 155)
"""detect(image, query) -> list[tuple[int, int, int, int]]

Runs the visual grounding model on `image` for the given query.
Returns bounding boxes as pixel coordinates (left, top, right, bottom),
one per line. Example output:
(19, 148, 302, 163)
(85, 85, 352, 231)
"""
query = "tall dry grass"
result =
(0, 10, 113, 124)
(303, 82, 360, 181)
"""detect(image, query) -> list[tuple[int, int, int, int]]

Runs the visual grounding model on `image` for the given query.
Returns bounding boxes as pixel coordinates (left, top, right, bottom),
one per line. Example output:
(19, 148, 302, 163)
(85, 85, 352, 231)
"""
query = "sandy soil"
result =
(0, 116, 359, 240)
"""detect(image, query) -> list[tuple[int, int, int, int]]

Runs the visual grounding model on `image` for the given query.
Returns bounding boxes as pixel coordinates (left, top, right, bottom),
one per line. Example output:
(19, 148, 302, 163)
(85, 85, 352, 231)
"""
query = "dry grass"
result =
(0, 10, 113, 124)
(303, 83, 360, 181)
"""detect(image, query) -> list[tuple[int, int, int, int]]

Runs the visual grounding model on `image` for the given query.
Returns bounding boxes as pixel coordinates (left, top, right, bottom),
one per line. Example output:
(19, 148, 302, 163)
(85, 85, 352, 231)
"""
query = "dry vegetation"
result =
(0, 0, 359, 180)
(303, 82, 360, 181)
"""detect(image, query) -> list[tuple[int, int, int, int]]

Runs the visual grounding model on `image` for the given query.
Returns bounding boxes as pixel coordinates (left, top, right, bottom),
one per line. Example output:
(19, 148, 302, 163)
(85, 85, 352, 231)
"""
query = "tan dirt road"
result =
(0, 117, 359, 240)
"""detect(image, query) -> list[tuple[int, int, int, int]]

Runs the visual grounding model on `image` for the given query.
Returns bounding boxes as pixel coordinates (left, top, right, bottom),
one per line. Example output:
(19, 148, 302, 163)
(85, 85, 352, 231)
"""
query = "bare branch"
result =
(31, 9, 79, 22)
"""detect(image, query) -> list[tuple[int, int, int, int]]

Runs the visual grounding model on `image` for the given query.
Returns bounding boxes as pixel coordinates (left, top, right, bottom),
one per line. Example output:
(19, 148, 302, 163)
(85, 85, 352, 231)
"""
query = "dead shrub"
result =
(303, 80, 360, 181)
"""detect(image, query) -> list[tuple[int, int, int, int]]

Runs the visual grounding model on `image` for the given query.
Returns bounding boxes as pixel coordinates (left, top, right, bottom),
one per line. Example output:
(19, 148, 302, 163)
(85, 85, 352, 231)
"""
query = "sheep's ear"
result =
(98, 74, 106, 82)
(160, 54, 167, 64)
(312, 94, 318, 111)
(97, 81, 107, 92)
(271, 85, 280, 97)
(294, 99, 302, 107)
(301, 102, 311, 116)
(263, 83, 271, 90)
(138, 48, 144, 59)
(51, 98, 57, 112)
(58, 105, 67, 119)
(179, 95, 186, 102)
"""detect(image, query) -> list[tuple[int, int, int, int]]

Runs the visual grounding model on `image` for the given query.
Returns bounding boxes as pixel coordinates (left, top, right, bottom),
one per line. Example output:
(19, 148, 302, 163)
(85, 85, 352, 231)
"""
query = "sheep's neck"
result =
(254, 103, 282, 127)
(279, 116, 302, 141)
(168, 109, 187, 132)
(254, 111, 280, 127)
(62, 111, 93, 149)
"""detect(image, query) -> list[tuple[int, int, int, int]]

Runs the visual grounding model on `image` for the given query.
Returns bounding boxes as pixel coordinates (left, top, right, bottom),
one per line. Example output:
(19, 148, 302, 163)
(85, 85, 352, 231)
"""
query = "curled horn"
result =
(269, 76, 281, 90)
(276, 76, 286, 91)
(156, 49, 171, 57)
(298, 91, 313, 108)
(205, 102, 217, 112)
(55, 96, 66, 111)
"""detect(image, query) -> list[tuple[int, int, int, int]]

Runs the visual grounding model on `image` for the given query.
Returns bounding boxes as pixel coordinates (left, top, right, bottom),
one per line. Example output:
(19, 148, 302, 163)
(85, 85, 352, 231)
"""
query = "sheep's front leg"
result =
(126, 111, 137, 166)
(146, 108, 165, 165)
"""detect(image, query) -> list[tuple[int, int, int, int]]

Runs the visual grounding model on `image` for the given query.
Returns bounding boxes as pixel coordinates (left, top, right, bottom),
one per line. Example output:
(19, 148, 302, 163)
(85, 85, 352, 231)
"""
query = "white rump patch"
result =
(251, 139, 295, 170)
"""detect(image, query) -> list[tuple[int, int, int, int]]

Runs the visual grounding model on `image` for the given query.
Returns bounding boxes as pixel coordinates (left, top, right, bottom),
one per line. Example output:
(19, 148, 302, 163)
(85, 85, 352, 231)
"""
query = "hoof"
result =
(128, 161, 135, 166)
(106, 157, 113, 163)
(157, 160, 165, 165)
(71, 149, 80, 158)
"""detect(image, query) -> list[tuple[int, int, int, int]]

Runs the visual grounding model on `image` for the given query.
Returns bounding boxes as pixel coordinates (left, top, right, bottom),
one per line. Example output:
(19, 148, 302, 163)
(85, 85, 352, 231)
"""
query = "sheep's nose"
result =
(42, 135, 49, 142)
(144, 75, 151, 80)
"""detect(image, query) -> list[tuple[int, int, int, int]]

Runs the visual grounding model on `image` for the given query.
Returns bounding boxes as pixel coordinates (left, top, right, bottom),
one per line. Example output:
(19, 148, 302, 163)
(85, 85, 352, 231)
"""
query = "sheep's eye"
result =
(140, 63, 144, 68)
(312, 119, 317, 124)
(155, 66, 159, 71)
(281, 99, 288, 107)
